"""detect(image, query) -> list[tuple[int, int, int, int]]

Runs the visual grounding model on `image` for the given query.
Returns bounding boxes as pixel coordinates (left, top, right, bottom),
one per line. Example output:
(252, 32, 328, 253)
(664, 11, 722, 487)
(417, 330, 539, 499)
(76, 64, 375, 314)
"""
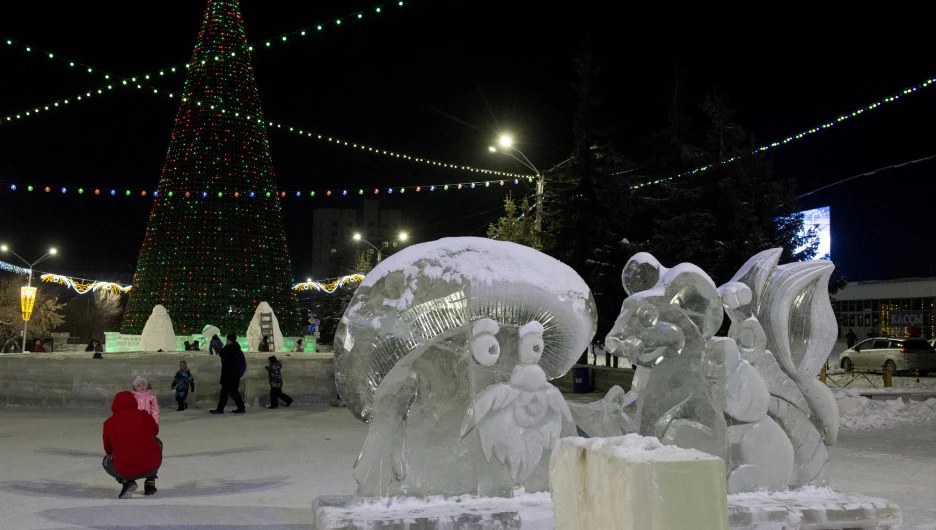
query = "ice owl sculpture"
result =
(333, 237, 596, 498)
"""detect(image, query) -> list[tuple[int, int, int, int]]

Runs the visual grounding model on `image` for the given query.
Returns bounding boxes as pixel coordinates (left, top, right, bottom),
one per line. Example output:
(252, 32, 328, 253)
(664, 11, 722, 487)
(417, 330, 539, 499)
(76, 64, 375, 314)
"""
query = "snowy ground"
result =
(1, 392, 935, 528)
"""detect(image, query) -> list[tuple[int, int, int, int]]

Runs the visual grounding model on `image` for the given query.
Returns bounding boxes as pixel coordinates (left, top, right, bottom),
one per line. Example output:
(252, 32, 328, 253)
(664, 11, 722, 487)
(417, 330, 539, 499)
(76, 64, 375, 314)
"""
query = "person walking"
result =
(846, 328, 858, 348)
(265, 355, 293, 409)
(171, 361, 195, 411)
(210, 333, 246, 414)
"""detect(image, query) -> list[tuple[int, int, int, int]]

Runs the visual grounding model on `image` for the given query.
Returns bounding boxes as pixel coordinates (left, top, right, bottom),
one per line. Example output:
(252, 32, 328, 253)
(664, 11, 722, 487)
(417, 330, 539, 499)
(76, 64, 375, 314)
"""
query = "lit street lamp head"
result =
(353, 233, 362, 241)
(498, 135, 513, 148)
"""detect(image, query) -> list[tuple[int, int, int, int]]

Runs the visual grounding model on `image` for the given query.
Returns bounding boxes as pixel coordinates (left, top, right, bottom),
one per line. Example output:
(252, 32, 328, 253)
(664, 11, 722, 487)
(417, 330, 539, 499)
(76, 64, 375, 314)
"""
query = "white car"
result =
(839, 337, 936, 375)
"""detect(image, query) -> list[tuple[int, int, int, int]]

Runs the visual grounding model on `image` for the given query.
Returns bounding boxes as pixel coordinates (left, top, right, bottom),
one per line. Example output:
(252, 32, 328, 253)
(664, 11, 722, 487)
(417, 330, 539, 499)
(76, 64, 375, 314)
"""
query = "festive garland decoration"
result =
(629, 76, 936, 189)
(41, 274, 132, 294)
(293, 274, 364, 293)
(0, 259, 30, 275)
(2, 264, 363, 296)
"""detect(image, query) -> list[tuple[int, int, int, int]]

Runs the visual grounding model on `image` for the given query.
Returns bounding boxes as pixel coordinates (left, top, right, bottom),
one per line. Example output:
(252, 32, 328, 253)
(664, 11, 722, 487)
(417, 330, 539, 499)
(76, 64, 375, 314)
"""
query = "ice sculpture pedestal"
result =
(550, 434, 729, 530)
(311, 493, 554, 529)
(727, 488, 902, 529)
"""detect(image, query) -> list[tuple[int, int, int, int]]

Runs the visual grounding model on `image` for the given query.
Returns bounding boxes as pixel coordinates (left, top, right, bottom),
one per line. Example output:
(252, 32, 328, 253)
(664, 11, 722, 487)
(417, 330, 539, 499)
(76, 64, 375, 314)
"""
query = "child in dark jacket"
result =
(103, 391, 163, 498)
(265, 356, 293, 408)
(171, 361, 195, 411)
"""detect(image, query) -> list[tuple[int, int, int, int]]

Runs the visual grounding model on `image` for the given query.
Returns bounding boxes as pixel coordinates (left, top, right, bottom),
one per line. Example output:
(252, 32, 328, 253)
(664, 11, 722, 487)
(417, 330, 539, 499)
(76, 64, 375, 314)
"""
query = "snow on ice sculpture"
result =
(599, 249, 838, 493)
(201, 324, 221, 349)
(334, 237, 596, 498)
(139, 304, 178, 352)
(245, 301, 284, 352)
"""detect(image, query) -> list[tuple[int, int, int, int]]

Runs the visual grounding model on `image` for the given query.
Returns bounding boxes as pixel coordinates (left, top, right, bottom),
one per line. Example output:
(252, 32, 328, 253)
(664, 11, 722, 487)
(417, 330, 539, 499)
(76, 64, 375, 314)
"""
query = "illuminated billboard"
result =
(795, 206, 831, 260)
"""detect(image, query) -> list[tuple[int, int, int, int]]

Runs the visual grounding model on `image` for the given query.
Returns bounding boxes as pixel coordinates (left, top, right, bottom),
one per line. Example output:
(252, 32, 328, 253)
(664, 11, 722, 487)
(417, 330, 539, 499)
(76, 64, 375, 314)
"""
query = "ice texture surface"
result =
(335, 237, 596, 498)
(550, 434, 728, 530)
(138, 304, 178, 352)
(602, 249, 840, 494)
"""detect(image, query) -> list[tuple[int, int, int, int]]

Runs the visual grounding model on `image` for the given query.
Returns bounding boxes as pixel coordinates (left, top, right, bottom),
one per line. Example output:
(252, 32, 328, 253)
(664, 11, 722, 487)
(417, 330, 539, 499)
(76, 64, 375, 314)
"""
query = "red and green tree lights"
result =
(121, 0, 299, 336)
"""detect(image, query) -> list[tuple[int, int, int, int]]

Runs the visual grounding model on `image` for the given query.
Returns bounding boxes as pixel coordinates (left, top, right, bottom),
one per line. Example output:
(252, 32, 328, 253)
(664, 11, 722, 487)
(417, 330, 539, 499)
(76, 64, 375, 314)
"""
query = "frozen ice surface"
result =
(335, 237, 596, 498)
(245, 301, 284, 352)
(138, 304, 178, 352)
(550, 434, 728, 530)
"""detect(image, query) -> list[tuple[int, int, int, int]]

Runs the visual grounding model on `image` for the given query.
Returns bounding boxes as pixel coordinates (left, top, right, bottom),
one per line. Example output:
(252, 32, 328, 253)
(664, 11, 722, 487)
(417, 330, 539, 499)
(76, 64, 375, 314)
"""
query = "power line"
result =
(796, 154, 936, 199)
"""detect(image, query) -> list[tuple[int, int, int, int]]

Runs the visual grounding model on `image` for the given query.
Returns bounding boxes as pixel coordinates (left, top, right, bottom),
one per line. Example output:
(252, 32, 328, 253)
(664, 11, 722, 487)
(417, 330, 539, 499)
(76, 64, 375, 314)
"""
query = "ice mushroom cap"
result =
(334, 237, 597, 421)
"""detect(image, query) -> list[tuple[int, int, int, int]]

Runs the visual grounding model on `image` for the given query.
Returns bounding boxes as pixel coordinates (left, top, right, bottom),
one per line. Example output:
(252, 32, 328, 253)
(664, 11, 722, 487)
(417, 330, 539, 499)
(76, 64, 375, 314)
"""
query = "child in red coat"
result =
(103, 391, 163, 498)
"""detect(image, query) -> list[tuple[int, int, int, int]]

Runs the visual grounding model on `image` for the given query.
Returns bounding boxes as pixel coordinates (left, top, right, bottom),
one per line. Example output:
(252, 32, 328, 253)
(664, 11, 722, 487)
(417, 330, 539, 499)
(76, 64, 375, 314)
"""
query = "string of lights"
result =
(0, 175, 533, 199)
(0, 259, 29, 275)
(1, 261, 363, 296)
(293, 274, 365, 293)
(41, 274, 132, 294)
(0, 2, 406, 126)
(629, 75, 936, 189)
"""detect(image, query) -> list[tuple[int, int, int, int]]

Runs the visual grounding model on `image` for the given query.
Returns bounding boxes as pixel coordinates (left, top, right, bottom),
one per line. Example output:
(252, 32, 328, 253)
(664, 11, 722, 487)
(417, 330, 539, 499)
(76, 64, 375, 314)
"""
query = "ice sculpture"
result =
(601, 249, 838, 493)
(246, 301, 284, 352)
(201, 324, 221, 350)
(603, 255, 728, 461)
(334, 237, 596, 498)
(139, 304, 178, 352)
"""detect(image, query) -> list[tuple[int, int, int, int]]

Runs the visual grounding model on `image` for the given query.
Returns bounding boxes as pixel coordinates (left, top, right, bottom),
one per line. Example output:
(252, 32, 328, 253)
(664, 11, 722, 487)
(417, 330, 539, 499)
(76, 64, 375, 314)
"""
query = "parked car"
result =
(839, 337, 936, 375)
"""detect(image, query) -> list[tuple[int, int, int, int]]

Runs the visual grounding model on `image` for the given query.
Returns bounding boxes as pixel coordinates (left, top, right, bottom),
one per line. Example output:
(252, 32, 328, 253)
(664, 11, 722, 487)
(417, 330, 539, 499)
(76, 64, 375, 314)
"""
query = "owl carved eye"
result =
(636, 305, 659, 328)
(471, 334, 501, 366)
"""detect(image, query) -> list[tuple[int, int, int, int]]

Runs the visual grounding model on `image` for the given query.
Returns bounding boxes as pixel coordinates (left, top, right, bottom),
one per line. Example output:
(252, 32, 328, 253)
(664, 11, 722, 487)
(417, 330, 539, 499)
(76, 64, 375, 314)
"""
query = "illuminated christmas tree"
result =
(121, 0, 299, 335)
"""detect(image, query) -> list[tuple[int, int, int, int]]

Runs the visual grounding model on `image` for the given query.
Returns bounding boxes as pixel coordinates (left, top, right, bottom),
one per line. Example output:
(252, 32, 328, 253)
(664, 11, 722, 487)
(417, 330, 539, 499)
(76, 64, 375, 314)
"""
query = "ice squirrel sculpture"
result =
(575, 248, 838, 493)
(334, 237, 596, 498)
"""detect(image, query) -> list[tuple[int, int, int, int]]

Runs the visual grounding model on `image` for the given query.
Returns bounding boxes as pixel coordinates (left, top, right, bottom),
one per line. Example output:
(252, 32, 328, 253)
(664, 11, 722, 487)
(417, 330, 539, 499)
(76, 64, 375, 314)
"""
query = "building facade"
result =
(831, 278, 936, 340)
(309, 201, 403, 278)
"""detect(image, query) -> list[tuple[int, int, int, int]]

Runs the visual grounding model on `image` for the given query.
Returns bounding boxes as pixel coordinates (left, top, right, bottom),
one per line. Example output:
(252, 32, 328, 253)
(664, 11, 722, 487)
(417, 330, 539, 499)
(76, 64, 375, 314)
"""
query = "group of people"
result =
(102, 333, 293, 498)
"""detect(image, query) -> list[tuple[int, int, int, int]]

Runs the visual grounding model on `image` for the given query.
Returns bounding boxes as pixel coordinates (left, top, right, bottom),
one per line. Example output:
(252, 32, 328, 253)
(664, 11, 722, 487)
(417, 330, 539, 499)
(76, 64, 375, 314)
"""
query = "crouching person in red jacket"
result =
(103, 391, 163, 498)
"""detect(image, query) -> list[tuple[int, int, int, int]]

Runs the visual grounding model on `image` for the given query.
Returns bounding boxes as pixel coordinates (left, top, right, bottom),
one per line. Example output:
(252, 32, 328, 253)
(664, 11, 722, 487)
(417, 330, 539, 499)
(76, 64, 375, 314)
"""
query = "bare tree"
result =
(0, 273, 66, 351)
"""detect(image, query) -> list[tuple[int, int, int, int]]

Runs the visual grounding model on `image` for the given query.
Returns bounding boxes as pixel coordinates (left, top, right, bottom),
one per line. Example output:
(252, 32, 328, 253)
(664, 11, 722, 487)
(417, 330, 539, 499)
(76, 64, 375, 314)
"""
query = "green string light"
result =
(0, 2, 405, 126)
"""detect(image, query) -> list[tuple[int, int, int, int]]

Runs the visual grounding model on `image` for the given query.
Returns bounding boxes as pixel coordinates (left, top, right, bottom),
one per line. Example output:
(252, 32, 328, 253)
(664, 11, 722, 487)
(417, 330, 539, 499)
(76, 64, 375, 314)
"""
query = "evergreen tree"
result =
(121, 0, 300, 335)
(486, 193, 541, 249)
(541, 44, 634, 339)
(631, 92, 817, 285)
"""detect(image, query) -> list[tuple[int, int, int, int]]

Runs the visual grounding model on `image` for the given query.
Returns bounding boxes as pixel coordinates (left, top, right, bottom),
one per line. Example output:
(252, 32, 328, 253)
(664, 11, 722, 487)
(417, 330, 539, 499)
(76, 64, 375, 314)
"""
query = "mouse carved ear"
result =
(622, 252, 664, 296)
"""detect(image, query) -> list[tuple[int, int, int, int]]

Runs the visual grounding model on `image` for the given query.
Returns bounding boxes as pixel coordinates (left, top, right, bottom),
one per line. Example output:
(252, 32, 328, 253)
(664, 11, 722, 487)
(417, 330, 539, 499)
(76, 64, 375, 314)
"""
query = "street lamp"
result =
(0, 244, 57, 352)
(353, 232, 408, 263)
(489, 134, 544, 233)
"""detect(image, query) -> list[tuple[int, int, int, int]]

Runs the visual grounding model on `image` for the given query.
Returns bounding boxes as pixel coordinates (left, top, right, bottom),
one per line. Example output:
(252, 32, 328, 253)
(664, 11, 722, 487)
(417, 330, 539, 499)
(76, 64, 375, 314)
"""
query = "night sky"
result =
(1, 2, 934, 284)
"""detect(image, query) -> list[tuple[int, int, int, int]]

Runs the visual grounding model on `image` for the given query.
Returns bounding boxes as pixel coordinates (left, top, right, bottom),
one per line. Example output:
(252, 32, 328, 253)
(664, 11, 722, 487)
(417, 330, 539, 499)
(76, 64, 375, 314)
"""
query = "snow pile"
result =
(315, 491, 554, 528)
(138, 304, 177, 352)
(837, 394, 936, 430)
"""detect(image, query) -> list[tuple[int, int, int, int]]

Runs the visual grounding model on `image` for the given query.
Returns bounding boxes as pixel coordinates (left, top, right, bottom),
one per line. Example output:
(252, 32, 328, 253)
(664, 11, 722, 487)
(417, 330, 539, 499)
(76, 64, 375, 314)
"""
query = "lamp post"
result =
(0, 244, 57, 352)
(353, 232, 408, 263)
(489, 134, 543, 233)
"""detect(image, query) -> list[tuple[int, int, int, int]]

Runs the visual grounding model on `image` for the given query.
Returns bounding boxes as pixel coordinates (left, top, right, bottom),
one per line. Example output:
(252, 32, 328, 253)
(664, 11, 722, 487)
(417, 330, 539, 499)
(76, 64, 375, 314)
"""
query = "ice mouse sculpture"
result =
(598, 249, 838, 493)
(334, 237, 597, 498)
